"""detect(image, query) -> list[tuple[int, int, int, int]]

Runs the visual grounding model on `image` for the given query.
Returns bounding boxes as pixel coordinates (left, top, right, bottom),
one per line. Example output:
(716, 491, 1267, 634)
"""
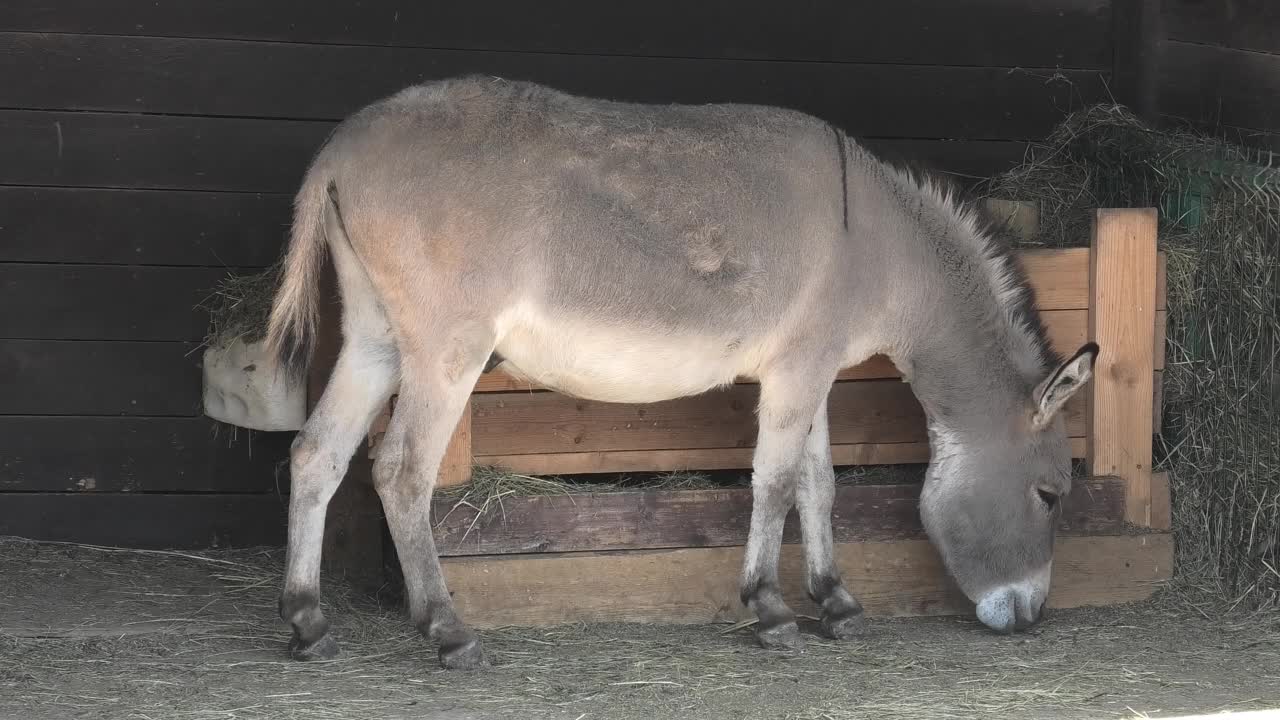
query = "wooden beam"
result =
(467, 378, 1087, 457)
(1088, 208, 1159, 527)
(439, 534, 1172, 627)
(475, 437, 1090, 476)
(440, 403, 473, 488)
(431, 476, 1128, 557)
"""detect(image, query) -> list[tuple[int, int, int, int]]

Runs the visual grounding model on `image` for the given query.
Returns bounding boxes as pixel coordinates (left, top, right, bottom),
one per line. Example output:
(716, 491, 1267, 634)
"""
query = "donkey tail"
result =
(264, 167, 336, 378)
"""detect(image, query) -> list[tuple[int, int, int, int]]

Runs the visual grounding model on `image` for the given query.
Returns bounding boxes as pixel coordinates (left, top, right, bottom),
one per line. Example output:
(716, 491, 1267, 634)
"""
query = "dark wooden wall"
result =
(0, 1, 1270, 549)
(1159, 0, 1280, 152)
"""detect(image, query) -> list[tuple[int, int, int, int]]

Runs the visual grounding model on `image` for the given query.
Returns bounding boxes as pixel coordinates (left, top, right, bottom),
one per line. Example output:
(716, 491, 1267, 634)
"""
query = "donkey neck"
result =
(893, 322, 1033, 440)
(870, 176, 1052, 440)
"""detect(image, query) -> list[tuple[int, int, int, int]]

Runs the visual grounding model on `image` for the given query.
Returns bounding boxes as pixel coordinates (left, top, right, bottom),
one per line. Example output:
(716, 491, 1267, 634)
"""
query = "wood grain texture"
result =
(440, 534, 1172, 627)
(1149, 470, 1171, 531)
(430, 476, 1128, 557)
(440, 404, 473, 488)
(0, 340, 200, 416)
(0, 416, 289, 493)
(0, 111, 1066, 194)
(474, 437, 1090, 474)
(1160, 40, 1280, 134)
(0, 264, 231, 341)
(0, 0, 1114, 68)
(0, 493, 287, 549)
(1088, 208, 1158, 526)
(0, 110, 329, 193)
(0, 34, 1110, 140)
(0, 187, 290, 266)
(1163, 0, 1280, 55)
(468, 379, 1087, 457)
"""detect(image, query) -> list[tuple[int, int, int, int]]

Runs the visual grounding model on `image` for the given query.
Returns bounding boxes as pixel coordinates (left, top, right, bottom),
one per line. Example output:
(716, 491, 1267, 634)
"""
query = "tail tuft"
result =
(264, 176, 333, 379)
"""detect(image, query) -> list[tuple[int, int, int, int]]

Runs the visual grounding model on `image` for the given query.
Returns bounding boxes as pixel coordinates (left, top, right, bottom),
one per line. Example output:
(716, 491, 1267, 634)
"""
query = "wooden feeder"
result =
(312, 208, 1170, 626)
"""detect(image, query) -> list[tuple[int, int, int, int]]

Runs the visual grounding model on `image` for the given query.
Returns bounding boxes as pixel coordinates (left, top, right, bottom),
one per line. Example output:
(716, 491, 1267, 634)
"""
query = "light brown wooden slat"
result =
(439, 533, 1172, 627)
(1087, 209, 1159, 527)
(469, 378, 1087, 457)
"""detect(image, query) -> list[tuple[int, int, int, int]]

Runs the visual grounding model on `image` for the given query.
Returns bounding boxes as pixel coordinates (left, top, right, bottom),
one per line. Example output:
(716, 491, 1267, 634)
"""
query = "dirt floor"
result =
(1, 538, 1278, 720)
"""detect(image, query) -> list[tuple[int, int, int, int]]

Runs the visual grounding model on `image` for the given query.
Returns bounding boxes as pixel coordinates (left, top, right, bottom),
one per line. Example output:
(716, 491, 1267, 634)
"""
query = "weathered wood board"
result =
(440, 533, 1173, 627)
(430, 476, 1128, 557)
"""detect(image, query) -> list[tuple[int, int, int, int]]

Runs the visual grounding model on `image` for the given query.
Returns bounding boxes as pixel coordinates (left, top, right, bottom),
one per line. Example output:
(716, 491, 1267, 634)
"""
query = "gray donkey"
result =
(265, 75, 1098, 669)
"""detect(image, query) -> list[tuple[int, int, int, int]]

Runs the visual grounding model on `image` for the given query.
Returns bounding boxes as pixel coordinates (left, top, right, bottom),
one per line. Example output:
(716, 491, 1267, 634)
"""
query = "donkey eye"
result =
(1037, 488, 1059, 509)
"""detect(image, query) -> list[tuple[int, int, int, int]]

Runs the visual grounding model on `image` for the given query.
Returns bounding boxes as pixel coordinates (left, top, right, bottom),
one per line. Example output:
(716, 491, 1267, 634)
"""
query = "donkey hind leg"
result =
(280, 344, 397, 660)
(373, 341, 491, 670)
(796, 397, 866, 640)
(739, 371, 832, 652)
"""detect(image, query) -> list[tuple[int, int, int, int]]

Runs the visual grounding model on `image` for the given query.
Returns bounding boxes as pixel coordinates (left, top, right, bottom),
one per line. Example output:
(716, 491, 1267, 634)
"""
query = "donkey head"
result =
(918, 342, 1099, 634)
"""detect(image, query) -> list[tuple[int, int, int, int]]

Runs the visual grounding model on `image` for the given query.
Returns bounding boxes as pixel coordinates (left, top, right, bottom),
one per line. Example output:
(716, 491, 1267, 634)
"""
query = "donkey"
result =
(265, 75, 1098, 669)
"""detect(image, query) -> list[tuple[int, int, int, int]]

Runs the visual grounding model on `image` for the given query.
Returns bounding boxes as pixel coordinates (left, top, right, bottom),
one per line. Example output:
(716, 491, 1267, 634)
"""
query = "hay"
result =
(973, 105, 1280, 610)
(198, 262, 283, 351)
(3, 538, 1278, 720)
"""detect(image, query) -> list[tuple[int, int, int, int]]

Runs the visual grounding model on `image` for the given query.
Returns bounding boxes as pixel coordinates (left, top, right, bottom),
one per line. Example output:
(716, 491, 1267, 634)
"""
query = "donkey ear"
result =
(1031, 342, 1099, 430)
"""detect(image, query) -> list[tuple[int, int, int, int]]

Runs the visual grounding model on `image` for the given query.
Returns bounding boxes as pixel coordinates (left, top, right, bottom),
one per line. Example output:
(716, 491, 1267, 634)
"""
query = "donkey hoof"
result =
(289, 632, 339, 661)
(439, 637, 488, 670)
(755, 621, 805, 652)
(822, 609, 868, 640)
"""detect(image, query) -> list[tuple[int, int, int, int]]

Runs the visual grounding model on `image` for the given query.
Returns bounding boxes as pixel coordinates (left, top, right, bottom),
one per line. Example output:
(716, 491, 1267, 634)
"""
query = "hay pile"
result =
(974, 105, 1280, 610)
(199, 262, 283, 351)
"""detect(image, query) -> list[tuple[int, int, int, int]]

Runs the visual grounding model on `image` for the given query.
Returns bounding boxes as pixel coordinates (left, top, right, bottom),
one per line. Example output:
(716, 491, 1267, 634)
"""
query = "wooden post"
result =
(1087, 208, 1159, 527)
(439, 403, 474, 488)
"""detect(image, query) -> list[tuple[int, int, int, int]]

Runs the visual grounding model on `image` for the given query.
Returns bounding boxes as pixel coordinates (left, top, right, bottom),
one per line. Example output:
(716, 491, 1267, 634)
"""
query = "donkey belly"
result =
(492, 307, 751, 404)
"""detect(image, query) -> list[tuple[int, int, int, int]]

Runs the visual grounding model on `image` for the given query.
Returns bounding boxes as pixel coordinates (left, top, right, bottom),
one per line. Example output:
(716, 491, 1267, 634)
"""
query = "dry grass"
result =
(197, 262, 283, 351)
(3, 538, 1278, 720)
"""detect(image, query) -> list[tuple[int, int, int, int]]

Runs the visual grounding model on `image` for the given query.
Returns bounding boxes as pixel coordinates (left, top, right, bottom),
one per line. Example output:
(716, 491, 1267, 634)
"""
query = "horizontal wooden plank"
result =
(0, 417, 291, 493)
(0, 340, 201, 416)
(432, 476, 1128, 557)
(0, 493, 286, 549)
(0, 34, 1110, 140)
(475, 437, 1090, 474)
(0, 110, 329, 193)
(469, 377, 1087, 457)
(0, 187, 290, 266)
(1160, 41, 1280, 134)
(440, 534, 1172, 627)
(0, 1, 1115, 68)
(1163, 0, 1280, 55)
(0, 111, 1055, 193)
(0, 264, 231, 341)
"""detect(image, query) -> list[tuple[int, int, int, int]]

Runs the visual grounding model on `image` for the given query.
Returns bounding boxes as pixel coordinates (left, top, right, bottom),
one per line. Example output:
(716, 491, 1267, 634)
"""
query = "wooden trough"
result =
(312, 208, 1171, 627)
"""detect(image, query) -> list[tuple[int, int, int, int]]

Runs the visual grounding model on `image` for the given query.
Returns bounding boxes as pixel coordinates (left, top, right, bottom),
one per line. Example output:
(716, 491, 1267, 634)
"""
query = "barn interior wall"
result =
(0, 1, 1272, 549)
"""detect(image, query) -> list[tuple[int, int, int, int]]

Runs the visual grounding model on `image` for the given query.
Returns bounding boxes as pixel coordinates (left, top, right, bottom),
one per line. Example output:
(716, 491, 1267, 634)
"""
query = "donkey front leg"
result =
(372, 350, 488, 670)
(740, 374, 830, 652)
(795, 398, 866, 640)
(280, 345, 397, 660)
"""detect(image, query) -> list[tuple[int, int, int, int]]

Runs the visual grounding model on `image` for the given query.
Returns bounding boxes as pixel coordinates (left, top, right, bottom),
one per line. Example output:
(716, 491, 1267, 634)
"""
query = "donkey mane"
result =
(886, 164, 1059, 386)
